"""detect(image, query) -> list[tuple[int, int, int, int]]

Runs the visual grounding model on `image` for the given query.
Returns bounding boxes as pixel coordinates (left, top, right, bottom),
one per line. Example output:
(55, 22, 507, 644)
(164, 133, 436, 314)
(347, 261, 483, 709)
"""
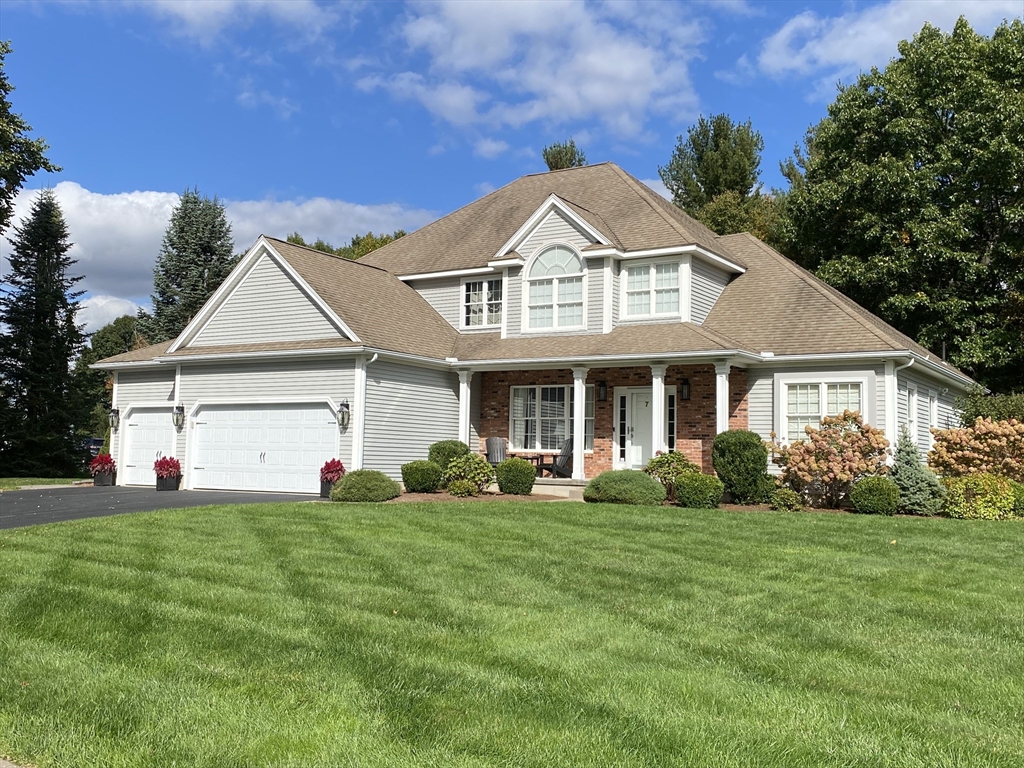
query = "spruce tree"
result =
(890, 428, 946, 516)
(137, 188, 237, 343)
(542, 139, 587, 171)
(0, 190, 86, 475)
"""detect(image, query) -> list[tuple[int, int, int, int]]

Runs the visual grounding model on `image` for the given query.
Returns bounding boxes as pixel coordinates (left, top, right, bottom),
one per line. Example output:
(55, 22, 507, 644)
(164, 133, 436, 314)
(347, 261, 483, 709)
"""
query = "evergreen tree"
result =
(542, 139, 587, 171)
(890, 428, 946, 516)
(73, 314, 141, 435)
(137, 188, 237, 343)
(0, 190, 86, 475)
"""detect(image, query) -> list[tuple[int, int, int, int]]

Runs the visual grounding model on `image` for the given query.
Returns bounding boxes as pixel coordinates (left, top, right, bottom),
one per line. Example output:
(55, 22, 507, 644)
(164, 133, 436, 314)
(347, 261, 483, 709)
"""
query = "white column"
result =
(458, 370, 473, 447)
(650, 364, 666, 454)
(715, 361, 731, 435)
(572, 367, 588, 480)
(352, 356, 367, 469)
(884, 359, 897, 446)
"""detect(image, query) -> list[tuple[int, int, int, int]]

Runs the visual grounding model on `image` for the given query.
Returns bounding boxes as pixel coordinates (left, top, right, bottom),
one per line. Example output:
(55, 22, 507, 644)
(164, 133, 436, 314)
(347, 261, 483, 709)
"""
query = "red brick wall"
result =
(478, 364, 749, 476)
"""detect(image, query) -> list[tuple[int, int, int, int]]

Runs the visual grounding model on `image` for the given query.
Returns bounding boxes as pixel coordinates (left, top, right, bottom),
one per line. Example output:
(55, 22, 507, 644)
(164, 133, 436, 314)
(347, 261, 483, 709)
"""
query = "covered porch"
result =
(456, 361, 749, 480)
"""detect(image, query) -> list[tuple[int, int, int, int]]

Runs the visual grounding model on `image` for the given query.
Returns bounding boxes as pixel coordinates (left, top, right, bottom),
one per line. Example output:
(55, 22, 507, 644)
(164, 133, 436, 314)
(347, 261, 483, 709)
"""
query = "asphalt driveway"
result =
(0, 485, 317, 530)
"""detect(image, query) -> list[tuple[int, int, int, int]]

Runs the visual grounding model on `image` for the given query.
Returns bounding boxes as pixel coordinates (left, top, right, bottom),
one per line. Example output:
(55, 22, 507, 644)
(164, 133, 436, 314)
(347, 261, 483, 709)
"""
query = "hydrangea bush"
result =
(929, 417, 1024, 482)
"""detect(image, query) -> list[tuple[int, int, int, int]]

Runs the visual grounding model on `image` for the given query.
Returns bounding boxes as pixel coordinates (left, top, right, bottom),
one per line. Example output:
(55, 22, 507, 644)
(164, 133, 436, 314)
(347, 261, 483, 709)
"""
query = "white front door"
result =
(629, 391, 653, 468)
(192, 404, 337, 494)
(122, 408, 174, 485)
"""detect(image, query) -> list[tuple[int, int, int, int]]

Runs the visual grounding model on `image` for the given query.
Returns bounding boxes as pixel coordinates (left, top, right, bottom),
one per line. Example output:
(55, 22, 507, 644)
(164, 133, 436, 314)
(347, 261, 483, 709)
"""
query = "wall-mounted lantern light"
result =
(337, 400, 351, 429)
(172, 404, 186, 429)
(680, 379, 691, 401)
(108, 408, 120, 430)
(596, 381, 608, 402)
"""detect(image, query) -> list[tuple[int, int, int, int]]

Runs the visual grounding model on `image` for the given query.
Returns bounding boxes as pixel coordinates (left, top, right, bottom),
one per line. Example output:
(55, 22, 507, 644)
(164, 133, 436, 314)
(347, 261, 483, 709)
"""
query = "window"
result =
(785, 382, 862, 442)
(527, 246, 584, 329)
(511, 385, 594, 451)
(928, 392, 938, 449)
(464, 278, 502, 327)
(625, 261, 680, 317)
(906, 385, 918, 442)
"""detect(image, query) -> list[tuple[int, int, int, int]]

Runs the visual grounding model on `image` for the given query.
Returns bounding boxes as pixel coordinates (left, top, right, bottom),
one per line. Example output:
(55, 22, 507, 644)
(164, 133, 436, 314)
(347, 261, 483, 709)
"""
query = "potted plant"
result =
(154, 456, 182, 491)
(90, 453, 116, 486)
(320, 459, 346, 498)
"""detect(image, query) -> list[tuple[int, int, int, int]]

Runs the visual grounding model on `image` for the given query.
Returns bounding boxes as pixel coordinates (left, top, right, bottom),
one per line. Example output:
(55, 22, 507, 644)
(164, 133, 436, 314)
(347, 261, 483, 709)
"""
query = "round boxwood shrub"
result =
(644, 451, 700, 501)
(675, 473, 724, 509)
(850, 476, 900, 515)
(330, 469, 401, 502)
(428, 440, 471, 475)
(584, 470, 666, 506)
(401, 460, 442, 493)
(943, 473, 1015, 520)
(447, 479, 478, 498)
(769, 488, 802, 511)
(712, 429, 771, 503)
(442, 453, 495, 494)
(496, 457, 536, 496)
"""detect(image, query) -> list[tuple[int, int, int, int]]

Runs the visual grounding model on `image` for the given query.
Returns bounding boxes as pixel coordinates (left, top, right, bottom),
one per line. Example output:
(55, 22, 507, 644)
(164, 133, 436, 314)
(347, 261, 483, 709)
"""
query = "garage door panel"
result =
(123, 408, 174, 486)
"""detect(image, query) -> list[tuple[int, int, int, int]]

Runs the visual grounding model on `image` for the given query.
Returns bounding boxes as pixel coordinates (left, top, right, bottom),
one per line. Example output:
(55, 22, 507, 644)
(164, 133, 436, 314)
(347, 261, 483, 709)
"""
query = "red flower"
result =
(154, 456, 182, 478)
(320, 459, 346, 483)
(90, 453, 116, 476)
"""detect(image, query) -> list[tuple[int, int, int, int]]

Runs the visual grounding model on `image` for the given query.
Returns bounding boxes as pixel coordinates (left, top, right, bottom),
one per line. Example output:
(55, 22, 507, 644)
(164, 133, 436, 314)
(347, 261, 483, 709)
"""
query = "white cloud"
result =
(357, 73, 489, 127)
(1, 182, 437, 311)
(474, 181, 496, 196)
(237, 78, 299, 119)
(473, 138, 509, 159)
(640, 178, 672, 200)
(752, 0, 1021, 96)
(79, 295, 142, 333)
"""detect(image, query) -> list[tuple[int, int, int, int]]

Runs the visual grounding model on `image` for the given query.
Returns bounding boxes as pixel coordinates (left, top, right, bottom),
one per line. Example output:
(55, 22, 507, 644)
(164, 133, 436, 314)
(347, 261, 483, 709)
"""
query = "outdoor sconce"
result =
(337, 400, 351, 429)
(596, 381, 608, 401)
(680, 379, 691, 401)
(172, 404, 186, 429)
(108, 408, 120, 430)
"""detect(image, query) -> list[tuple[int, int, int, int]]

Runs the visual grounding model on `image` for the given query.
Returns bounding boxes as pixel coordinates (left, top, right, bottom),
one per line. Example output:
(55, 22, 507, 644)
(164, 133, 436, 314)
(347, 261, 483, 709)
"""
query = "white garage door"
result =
(123, 408, 175, 486)
(193, 404, 337, 493)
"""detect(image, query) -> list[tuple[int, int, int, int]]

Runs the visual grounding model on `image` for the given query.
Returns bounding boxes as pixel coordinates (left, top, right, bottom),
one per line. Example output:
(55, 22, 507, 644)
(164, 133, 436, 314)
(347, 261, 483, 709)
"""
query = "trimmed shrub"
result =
(447, 479, 478, 498)
(496, 457, 536, 496)
(644, 451, 700, 501)
(712, 430, 770, 503)
(890, 428, 945, 516)
(943, 473, 1015, 520)
(584, 470, 666, 506)
(675, 473, 724, 509)
(929, 418, 1024, 482)
(770, 488, 802, 511)
(428, 440, 471, 475)
(1009, 480, 1024, 518)
(330, 469, 400, 502)
(401, 460, 442, 493)
(850, 476, 900, 515)
(442, 453, 495, 494)
(755, 473, 778, 502)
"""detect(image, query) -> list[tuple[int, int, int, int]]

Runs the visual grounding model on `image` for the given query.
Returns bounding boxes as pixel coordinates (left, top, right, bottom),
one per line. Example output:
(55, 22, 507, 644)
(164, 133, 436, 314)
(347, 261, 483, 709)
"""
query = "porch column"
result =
(572, 367, 588, 480)
(715, 361, 731, 435)
(457, 370, 473, 447)
(650, 364, 666, 454)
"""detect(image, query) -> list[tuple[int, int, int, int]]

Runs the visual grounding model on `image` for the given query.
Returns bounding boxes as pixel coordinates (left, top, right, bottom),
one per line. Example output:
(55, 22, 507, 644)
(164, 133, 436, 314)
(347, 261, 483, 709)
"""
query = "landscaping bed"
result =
(391, 490, 564, 503)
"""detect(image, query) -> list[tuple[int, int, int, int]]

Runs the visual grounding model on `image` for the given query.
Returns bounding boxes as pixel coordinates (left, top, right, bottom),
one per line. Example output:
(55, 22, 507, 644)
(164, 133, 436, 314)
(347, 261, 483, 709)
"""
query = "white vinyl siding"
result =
(363, 360, 460, 481)
(110, 369, 176, 467)
(505, 266, 523, 337)
(690, 259, 730, 324)
(518, 210, 593, 261)
(610, 261, 620, 324)
(411, 276, 461, 329)
(898, 370, 960, 455)
(191, 255, 341, 347)
(587, 266, 604, 331)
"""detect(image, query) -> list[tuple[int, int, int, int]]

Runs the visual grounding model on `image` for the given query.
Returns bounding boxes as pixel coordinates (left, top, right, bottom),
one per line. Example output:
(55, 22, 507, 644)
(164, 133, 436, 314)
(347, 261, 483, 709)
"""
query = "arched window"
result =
(527, 245, 584, 329)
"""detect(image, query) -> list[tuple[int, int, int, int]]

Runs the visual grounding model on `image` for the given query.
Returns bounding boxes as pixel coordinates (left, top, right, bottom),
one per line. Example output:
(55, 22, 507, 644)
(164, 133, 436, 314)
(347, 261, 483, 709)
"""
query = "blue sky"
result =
(2, 0, 1020, 330)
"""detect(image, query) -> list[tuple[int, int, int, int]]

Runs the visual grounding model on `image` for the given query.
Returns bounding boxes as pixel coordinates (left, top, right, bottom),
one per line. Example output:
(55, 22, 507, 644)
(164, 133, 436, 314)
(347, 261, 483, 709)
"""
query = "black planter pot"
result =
(93, 471, 114, 487)
(320, 480, 333, 498)
(156, 475, 181, 491)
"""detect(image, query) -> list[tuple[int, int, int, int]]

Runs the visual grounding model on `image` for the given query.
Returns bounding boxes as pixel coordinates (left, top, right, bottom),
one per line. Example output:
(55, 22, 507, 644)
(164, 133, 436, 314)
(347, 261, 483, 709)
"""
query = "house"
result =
(94, 163, 973, 493)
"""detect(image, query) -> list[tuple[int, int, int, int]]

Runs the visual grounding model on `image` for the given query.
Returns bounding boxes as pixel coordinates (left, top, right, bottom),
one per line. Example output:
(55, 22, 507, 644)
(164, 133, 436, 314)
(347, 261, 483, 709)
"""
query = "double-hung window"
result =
(785, 381, 862, 442)
(464, 278, 502, 328)
(510, 385, 594, 451)
(527, 246, 584, 329)
(625, 262, 680, 317)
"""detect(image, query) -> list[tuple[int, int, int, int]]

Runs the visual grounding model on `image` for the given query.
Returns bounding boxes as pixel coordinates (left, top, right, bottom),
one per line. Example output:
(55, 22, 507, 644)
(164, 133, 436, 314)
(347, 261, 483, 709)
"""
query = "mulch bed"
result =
(390, 491, 566, 503)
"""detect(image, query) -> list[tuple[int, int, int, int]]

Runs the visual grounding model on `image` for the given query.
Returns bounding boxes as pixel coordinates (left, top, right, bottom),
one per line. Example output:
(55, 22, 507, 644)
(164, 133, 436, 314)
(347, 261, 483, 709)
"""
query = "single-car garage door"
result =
(123, 408, 175, 486)
(192, 403, 337, 493)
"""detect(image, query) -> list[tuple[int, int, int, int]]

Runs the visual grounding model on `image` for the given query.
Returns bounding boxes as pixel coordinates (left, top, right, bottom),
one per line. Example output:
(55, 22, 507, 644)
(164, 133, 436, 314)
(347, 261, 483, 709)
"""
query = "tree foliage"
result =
(783, 18, 1024, 392)
(137, 188, 237, 343)
(286, 229, 406, 260)
(956, 386, 1024, 425)
(542, 138, 587, 171)
(0, 41, 61, 237)
(890, 428, 946, 516)
(73, 314, 142, 435)
(0, 190, 86, 475)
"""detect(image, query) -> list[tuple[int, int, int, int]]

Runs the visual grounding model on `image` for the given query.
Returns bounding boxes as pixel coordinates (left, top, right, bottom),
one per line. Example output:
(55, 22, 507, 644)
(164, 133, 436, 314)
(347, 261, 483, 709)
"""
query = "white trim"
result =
(582, 244, 746, 274)
(352, 356, 367, 469)
(612, 386, 676, 470)
(173, 365, 181, 403)
(774, 371, 876, 444)
(458, 370, 473, 446)
(459, 275, 504, 331)
(680, 253, 693, 324)
(571, 367, 588, 480)
(651, 365, 666, 455)
(906, 383, 919, 444)
(520, 242, 588, 334)
(715, 362, 731, 435)
(500, 268, 509, 339)
(884, 360, 897, 446)
(768, 351, 971, 389)
(399, 266, 494, 281)
(602, 257, 613, 334)
(507, 383, 595, 455)
(488, 257, 524, 269)
(119, 403, 176, 487)
(619, 258, 684, 321)
(491, 194, 611, 262)
(928, 390, 939, 451)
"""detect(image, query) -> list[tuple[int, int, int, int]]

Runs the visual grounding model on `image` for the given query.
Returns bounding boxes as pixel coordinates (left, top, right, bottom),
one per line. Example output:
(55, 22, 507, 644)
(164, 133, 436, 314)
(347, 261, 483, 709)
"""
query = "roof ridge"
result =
(685, 319, 749, 351)
(522, 162, 613, 178)
(605, 163, 698, 246)
(556, 194, 622, 249)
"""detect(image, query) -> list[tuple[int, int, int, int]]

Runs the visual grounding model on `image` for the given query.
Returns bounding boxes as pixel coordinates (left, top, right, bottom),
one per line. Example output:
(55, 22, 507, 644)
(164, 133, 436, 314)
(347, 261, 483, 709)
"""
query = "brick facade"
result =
(477, 364, 749, 476)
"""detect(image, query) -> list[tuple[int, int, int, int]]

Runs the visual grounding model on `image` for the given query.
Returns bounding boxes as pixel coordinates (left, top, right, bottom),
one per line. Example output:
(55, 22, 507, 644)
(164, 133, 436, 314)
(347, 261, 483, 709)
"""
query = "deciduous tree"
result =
(286, 230, 406, 260)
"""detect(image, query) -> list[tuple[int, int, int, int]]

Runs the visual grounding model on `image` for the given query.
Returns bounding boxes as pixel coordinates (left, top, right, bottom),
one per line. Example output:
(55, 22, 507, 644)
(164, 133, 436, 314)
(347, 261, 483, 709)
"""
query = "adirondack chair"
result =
(537, 437, 573, 478)
(485, 436, 507, 466)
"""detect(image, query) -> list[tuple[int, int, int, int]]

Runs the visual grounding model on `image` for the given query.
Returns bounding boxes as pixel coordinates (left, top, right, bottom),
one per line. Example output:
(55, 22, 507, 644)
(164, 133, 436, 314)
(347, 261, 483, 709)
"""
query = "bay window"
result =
(511, 385, 594, 451)
(527, 246, 584, 329)
(464, 278, 502, 328)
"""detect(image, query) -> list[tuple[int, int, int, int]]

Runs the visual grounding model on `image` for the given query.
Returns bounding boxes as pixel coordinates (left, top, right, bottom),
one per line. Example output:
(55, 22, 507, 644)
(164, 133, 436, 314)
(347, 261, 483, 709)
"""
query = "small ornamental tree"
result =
(890, 428, 945, 516)
(928, 418, 1024, 482)
(771, 410, 890, 508)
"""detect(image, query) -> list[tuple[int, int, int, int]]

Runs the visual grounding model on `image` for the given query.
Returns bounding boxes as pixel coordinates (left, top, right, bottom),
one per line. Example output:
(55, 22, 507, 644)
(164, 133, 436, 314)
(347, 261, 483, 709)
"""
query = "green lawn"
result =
(0, 478, 80, 491)
(1, 503, 1022, 767)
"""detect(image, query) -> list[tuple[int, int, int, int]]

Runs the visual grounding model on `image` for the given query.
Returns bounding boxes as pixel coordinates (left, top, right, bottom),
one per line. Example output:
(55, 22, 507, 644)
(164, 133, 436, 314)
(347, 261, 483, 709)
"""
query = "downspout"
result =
(886, 357, 915, 450)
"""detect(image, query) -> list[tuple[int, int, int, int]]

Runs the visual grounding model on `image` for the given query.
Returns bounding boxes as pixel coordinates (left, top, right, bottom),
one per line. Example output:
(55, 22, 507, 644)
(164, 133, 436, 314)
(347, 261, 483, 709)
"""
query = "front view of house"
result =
(96, 163, 974, 493)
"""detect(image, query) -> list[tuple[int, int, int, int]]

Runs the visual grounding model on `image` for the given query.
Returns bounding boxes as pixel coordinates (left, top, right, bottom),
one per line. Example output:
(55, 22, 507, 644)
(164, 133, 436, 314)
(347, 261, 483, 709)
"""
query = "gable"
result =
(189, 254, 343, 348)
(518, 209, 596, 261)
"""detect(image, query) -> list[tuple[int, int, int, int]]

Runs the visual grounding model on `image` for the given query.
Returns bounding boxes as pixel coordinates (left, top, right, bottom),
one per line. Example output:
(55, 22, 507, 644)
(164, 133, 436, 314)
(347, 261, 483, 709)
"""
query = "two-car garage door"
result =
(192, 404, 337, 494)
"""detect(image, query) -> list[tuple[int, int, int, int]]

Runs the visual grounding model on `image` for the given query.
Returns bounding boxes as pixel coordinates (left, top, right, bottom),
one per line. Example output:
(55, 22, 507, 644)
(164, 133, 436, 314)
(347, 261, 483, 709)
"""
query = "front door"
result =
(629, 390, 653, 469)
